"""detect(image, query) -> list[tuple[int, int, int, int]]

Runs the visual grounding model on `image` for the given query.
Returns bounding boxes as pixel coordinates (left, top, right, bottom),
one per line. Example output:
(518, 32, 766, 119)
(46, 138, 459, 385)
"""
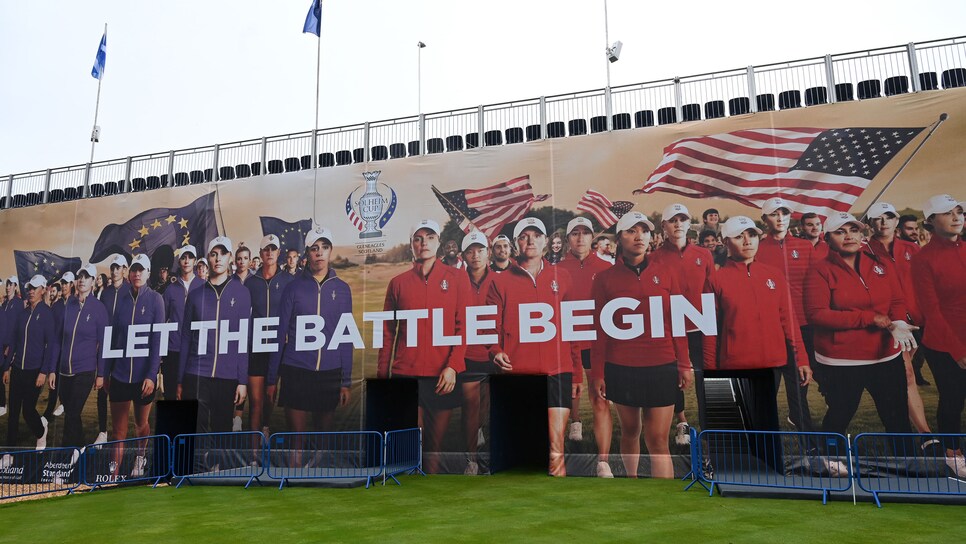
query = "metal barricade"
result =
(852, 432, 966, 507)
(81, 435, 171, 491)
(0, 447, 83, 500)
(697, 430, 852, 503)
(172, 432, 267, 489)
(384, 427, 425, 485)
(267, 431, 384, 489)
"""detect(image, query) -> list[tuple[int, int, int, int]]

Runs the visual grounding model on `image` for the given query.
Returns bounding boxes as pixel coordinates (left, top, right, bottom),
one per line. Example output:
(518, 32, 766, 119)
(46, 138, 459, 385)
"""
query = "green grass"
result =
(0, 471, 960, 543)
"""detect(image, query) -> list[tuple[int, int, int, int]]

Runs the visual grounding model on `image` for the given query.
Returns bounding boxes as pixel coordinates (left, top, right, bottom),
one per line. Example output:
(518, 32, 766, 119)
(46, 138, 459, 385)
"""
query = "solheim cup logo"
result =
(345, 171, 397, 239)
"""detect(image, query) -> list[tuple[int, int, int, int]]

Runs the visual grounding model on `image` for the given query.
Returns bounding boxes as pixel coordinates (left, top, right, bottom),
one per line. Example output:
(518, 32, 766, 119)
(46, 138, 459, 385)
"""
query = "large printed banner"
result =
(1, 90, 963, 477)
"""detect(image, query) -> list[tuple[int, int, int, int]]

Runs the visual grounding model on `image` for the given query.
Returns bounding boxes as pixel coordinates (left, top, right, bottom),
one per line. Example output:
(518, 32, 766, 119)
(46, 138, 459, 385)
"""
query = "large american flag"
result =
(432, 176, 550, 239)
(576, 189, 634, 229)
(637, 127, 924, 217)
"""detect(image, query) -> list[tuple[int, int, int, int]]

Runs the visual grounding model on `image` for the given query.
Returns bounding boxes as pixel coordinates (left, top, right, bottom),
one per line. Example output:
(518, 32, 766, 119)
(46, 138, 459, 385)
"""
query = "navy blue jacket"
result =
(161, 275, 203, 355)
(4, 302, 58, 374)
(109, 286, 165, 384)
(179, 277, 252, 384)
(60, 295, 109, 376)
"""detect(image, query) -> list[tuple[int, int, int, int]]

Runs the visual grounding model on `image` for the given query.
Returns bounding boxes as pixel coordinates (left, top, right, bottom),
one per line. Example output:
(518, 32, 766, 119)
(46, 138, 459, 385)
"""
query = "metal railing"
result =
(384, 427, 424, 485)
(852, 432, 966, 507)
(3, 36, 966, 208)
(0, 447, 84, 500)
(266, 431, 384, 489)
(81, 435, 171, 490)
(171, 431, 267, 489)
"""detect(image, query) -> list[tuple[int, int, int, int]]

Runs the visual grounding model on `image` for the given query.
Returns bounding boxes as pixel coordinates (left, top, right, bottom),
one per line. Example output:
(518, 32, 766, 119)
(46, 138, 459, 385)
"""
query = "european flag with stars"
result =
(14, 250, 82, 285)
(260, 216, 312, 253)
(303, 0, 321, 36)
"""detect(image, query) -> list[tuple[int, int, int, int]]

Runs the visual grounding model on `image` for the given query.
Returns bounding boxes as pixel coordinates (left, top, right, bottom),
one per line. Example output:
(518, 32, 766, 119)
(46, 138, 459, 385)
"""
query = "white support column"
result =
(363, 122, 371, 163)
(311, 129, 319, 168)
(259, 137, 268, 176)
(167, 151, 175, 188)
(5, 175, 13, 208)
(906, 43, 921, 92)
(605, 87, 613, 131)
(83, 163, 91, 198)
(418, 114, 426, 155)
(747, 66, 758, 113)
(123, 157, 132, 193)
(539, 96, 547, 139)
(477, 105, 485, 147)
(673, 78, 683, 123)
(824, 54, 837, 103)
(212, 144, 221, 182)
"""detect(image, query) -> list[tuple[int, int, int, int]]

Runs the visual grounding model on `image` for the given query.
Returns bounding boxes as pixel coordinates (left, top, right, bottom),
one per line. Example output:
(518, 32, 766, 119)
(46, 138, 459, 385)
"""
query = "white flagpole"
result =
(89, 23, 106, 164)
(312, 9, 321, 225)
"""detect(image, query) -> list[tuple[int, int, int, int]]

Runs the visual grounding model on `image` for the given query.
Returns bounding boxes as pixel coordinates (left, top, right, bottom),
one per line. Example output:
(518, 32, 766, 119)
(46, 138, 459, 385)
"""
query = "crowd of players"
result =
(0, 193, 962, 479)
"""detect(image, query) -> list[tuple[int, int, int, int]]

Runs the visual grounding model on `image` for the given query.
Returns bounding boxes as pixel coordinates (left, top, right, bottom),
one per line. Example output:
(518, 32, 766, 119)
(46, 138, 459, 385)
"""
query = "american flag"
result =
(637, 127, 924, 217)
(576, 189, 634, 229)
(432, 176, 550, 239)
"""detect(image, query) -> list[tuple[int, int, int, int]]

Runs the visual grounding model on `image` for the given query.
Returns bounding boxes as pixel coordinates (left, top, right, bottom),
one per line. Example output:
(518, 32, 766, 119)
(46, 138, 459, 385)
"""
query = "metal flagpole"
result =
(859, 113, 948, 220)
(312, 10, 322, 225)
(89, 23, 106, 164)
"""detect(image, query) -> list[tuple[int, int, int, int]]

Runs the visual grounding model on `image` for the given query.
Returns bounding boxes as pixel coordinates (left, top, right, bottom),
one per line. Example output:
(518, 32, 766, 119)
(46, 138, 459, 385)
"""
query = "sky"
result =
(1, 0, 964, 176)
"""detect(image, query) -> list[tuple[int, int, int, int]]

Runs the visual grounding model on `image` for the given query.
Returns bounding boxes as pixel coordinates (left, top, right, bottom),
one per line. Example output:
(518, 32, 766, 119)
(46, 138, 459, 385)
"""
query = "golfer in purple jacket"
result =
(160, 245, 202, 401)
(178, 236, 252, 433)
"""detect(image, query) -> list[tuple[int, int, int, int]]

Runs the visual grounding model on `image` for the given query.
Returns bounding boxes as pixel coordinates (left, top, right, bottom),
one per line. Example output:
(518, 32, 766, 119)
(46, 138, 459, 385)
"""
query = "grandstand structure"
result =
(2, 35, 965, 209)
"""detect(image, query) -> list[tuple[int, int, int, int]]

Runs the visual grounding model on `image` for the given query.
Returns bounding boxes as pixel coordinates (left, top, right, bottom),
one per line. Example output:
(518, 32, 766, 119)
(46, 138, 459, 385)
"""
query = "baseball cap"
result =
(720, 216, 763, 239)
(866, 202, 898, 219)
(493, 234, 511, 245)
(615, 211, 655, 233)
(761, 197, 792, 215)
(512, 217, 547, 238)
(461, 231, 488, 252)
(76, 264, 97, 278)
(566, 217, 594, 235)
(824, 212, 864, 233)
(661, 203, 691, 222)
(6, 275, 18, 285)
(129, 254, 151, 271)
(174, 245, 197, 259)
(411, 219, 441, 238)
(207, 236, 233, 255)
(110, 255, 128, 268)
(196, 258, 208, 267)
(260, 235, 281, 250)
(26, 275, 47, 289)
(60, 272, 75, 283)
(305, 225, 334, 248)
(923, 194, 964, 218)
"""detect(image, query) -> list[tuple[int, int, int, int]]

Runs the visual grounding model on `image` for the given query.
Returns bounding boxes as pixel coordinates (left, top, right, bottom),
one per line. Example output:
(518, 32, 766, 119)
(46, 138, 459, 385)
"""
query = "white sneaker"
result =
(568, 421, 583, 441)
(674, 422, 691, 447)
(94, 432, 108, 445)
(40, 416, 48, 429)
(477, 427, 485, 448)
(232, 415, 243, 432)
(130, 455, 147, 477)
(596, 461, 614, 478)
(70, 447, 84, 466)
(946, 454, 966, 478)
(36, 418, 49, 450)
(0, 454, 13, 469)
(464, 461, 479, 476)
(53, 404, 64, 417)
(0, 406, 7, 417)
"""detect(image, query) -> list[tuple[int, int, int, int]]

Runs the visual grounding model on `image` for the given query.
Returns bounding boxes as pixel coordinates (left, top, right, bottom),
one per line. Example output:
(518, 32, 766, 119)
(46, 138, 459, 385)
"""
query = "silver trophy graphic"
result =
(356, 171, 386, 239)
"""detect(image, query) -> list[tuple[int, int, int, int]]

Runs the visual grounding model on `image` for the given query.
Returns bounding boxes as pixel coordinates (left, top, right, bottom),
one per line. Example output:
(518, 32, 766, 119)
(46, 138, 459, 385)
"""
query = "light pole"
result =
(603, 0, 621, 131)
(417, 41, 426, 115)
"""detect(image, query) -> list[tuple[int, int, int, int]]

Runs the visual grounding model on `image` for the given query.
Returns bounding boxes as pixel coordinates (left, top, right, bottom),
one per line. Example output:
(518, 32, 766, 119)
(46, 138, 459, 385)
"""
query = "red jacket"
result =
(486, 260, 581, 381)
(756, 234, 814, 327)
(590, 260, 689, 381)
(812, 239, 830, 260)
(378, 261, 470, 378)
(647, 242, 715, 331)
(911, 236, 966, 361)
(703, 260, 807, 370)
(557, 252, 612, 353)
(804, 250, 906, 364)
(464, 267, 498, 362)
(867, 237, 922, 324)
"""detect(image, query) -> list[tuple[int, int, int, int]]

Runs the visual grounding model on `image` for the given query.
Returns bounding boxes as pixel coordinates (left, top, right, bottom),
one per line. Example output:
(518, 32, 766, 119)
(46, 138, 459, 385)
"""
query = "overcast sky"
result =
(1, 0, 963, 175)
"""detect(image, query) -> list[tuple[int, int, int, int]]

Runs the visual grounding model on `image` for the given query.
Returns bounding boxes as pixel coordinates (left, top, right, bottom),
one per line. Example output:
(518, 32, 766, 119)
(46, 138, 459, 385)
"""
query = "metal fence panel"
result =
(81, 435, 171, 490)
(172, 431, 267, 488)
(853, 432, 966, 507)
(267, 431, 384, 489)
(0, 447, 83, 500)
(384, 427, 424, 485)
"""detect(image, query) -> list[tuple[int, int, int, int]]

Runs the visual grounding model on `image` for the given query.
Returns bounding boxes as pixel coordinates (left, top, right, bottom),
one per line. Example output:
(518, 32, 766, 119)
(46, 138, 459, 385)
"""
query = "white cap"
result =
(566, 217, 594, 235)
(26, 275, 47, 289)
(615, 211, 655, 233)
(923, 194, 964, 218)
(304, 225, 334, 248)
(260, 234, 281, 250)
(866, 202, 898, 219)
(196, 258, 208, 267)
(60, 272, 75, 283)
(720, 216, 763, 238)
(110, 255, 128, 268)
(207, 236, 233, 255)
(6, 275, 18, 284)
(824, 212, 864, 233)
(461, 231, 489, 252)
(493, 234, 511, 244)
(661, 203, 691, 222)
(512, 217, 547, 238)
(761, 197, 792, 215)
(76, 264, 97, 278)
(174, 245, 197, 259)
(411, 219, 441, 238)
(129, 254, 151, 271)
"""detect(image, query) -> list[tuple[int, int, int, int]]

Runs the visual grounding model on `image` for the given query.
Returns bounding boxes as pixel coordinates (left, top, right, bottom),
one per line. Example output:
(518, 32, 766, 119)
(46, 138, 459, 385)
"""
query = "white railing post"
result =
(673, 78, 683, 123)
(477, 105, 485, 147)
(824, 54, 837, 103)
(42, 168, 51, 203)
(539, 96, 547, 139)
(906, 42, 921, 92)
(311, 129, 319, 169)
(747, 66, 758, 113)
(605, 86, 614, 131)
(259, 137, 268, 176)
(418, 114, 426, 155)
(167, 151, 175, 189)
(212, 144, 220, 182)
(363, 122, 371, 163)
(5, 175, 13, 208)
(83, 163, 91, 198)
(123, 157, 132, 193)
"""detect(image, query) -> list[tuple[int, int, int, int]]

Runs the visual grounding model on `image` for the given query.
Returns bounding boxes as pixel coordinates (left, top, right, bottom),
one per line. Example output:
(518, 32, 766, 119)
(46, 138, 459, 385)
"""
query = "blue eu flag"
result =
(260, 216, 313, 253)
(303, 0, 321, 37)
(91, 31, 107, 80)
(14, 251, 82, 285)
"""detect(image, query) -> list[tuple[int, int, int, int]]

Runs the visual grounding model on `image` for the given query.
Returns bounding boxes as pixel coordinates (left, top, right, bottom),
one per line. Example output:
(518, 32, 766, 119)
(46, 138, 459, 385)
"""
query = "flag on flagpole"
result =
(636, 127, 924, 217)
(576, 189, 634, 229)
(91, 31, 107, 80)
(432, 176, 550, 240)
(303, 0, 322, 36)
(259, 216, 313, 253)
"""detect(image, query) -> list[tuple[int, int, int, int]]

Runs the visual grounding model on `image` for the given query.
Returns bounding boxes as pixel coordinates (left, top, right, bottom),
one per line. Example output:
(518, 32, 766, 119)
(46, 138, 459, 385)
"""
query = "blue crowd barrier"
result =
(384, 427, 424, 485)
(81, 435, 171, 490)
(852, 432, 966, 507)
(694, 430, 852, 503)
(0, 447, 83, 499)
(267, 431, 384, 489)
(172, 432, 267, 489)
